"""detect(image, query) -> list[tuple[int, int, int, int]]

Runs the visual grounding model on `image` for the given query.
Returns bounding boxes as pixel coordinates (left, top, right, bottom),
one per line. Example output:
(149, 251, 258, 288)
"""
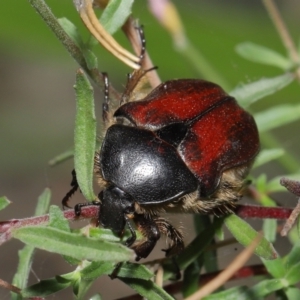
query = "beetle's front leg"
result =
(62, 169, 79, 209)
(132, 214, 160, 261)
(154, 217, 184, 257)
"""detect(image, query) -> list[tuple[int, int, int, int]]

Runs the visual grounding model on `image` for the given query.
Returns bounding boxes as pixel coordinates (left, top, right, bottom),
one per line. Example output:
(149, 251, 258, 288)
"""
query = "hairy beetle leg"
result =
(132, 214, 160, 261)
(155, 218, 184, 257)
(62, 169, 79, 209)
(74, 200, 100, 217)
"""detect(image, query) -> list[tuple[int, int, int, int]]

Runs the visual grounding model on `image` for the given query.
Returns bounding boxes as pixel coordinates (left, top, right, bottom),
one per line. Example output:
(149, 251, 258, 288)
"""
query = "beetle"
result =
(62, 32, 260, 262)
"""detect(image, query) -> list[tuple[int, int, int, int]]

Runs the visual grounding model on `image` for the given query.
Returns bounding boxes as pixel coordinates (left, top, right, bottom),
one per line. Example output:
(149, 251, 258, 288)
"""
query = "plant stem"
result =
(27, 0, 120, 100)
(263, 0, 300, 79)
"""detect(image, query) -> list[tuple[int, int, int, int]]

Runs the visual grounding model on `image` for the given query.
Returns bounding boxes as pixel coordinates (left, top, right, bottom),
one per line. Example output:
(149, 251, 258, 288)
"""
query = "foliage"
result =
(1, 0, 300, 299)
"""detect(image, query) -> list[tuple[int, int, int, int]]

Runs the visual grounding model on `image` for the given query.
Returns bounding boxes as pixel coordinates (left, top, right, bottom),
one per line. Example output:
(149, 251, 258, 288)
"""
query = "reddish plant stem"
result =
(0, 206, 98, 245)
(235, 204, 292, 220)
(116, 264, 268, 300)
(0, 204, 292, 246)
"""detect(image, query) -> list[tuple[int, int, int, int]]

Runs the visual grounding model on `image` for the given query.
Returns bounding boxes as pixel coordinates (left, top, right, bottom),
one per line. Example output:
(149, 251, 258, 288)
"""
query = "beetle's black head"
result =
(98, 186, 135, 235)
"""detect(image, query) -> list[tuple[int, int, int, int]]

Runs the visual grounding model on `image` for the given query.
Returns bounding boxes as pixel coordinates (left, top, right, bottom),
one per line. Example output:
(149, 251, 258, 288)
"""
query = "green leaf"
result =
(117, 262, 153, 279)
(35, 188, 51, 215)
(0, 196, 11, 210)
(255, 174, 268, 193)
(48, 205, 70, 232)
(253, 148, 285, 169)
(11, 188, 51, 300)
(203, 286, 249, 300)
(261, 257, 285, 279)
(11, 246, 35, 300)
(74, 69, 97, 201)
(58, 17, 85, 49)
(236, 42, 293, 70)
(255, 104, 300, 133)
(100, 0, 134, 34)
(249, 278, 288, 298)
(120, 277, 175, 300)
(80, 261, 115, 280)
(74, 278, 94, 300)
(182, 262, 201, 297)
(262, 219, 277, 243)
(285, 287, 300, 299)
(81, 261, 153, 280)
(224, 214, 278, 260)
(48, 148, 74, 166)
(21, 276, 72, 298)
(230, 73, 294, 108)
(89, 227, 121, 242)
(12, 226, 133, 262)
(284, 239, 300, 285)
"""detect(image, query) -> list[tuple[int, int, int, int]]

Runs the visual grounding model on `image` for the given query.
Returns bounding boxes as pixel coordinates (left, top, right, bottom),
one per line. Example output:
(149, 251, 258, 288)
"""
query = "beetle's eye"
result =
(115, 116, 135, 127)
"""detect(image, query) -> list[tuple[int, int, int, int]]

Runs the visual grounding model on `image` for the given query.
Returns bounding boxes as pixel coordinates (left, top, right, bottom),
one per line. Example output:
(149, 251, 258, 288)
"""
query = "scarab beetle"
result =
(62, 35, 259, 262)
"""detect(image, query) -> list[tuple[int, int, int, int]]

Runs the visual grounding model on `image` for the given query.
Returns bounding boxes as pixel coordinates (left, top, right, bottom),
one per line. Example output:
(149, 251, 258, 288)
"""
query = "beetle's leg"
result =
(124, 215, 137, 247)
(101, 72, 110, 124)
(132, 214, 160, 261)
(74, 200, 100, 217)
(62, 169, 79, 209)
(154, 217, 184, 257)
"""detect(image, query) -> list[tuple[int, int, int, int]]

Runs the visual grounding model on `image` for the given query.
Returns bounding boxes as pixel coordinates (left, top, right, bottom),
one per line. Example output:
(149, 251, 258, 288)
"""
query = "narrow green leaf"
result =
(89, 227, 121, 242)
(11, 246, 35, 300)
(230, 73, 294, 108)
(48, 148, 74, 166)
(74, 278, 94, 300)
(81, 261, 153, 280)
(58, 17, 85, 49)
(284, 239, 300, 285)
(262, 219, 277, 243)
(182, 262, 201, 297)
(249, 278, 288, 298)
(13, 226, 133, 262)
(120, 277, 175, 300)
(253, 148, 285, 169)
(261, 257, 285, 279)
(48, 205, 70, 232)
(74, 69, 97, 201)
(35, 188, 51, 216)
(80, 261, 115, 280)
(255, 104, 300, 133)
(12, 188, 51, 300)
(116, 262, 153, 280)
(0, 196, 11, 210)
(255, 174, 268, 193)
(236, 42, 293, 70)
(285, 287, 300, 299)
(83, 49, 98, 70)
(203, 286, 249, 300)
(224, 214, 278, 260)
(100, 0, 134, 34)
(21, 276, 72, 298)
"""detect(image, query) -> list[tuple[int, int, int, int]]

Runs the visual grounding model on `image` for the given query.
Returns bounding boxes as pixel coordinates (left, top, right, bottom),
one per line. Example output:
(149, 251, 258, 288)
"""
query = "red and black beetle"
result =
(63, 36, 259, 262)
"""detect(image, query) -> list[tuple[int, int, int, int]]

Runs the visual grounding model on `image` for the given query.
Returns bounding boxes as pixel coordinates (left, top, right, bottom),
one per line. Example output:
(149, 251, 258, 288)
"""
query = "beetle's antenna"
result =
(136, 25, 146, 62)
(101, 72, 110, 123)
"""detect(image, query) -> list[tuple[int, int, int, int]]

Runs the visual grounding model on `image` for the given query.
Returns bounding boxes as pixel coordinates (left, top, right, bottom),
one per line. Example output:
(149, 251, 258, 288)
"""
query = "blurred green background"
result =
(0, 1, 299, 299)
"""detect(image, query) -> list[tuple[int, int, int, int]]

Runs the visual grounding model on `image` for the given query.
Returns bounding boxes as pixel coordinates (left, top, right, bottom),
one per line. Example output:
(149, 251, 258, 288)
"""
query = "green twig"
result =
(27, 0, 119, 100)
